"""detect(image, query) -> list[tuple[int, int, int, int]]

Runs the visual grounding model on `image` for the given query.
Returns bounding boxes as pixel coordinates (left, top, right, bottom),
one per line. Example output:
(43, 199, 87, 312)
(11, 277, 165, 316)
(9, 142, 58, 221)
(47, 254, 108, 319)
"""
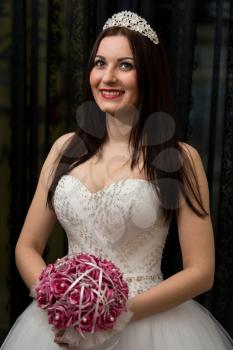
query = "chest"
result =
(68, 146, 147, 193)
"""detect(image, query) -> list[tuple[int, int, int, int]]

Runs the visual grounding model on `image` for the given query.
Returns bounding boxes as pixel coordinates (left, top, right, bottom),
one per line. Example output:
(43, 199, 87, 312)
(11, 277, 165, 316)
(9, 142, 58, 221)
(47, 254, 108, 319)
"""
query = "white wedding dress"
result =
(1, 174, 233, 349)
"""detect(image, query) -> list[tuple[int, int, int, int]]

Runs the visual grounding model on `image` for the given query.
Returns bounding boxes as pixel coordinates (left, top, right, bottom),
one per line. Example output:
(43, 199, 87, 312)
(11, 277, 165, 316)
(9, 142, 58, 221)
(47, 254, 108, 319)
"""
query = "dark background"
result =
(0, 0, 233, 343)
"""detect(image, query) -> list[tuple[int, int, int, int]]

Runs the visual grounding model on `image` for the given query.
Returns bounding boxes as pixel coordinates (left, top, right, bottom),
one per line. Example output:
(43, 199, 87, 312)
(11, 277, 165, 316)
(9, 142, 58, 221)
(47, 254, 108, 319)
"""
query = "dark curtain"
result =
(0, 0, 232, 341)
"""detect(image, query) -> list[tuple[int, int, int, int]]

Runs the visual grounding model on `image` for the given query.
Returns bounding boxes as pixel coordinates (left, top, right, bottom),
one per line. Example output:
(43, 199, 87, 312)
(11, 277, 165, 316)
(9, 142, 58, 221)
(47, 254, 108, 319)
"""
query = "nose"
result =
(102, 66, 117, 84)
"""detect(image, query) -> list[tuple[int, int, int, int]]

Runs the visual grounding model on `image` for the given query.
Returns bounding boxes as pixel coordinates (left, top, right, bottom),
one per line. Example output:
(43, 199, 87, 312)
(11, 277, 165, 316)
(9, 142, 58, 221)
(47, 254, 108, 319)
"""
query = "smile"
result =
(100, 89, 124, 99)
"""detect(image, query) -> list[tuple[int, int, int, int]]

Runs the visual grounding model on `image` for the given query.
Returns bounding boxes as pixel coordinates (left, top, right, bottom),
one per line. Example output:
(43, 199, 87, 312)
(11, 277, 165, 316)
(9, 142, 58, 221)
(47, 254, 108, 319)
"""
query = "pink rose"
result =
(75, 253, 93, 264)
(67, 288, 81, 305)
(77, 263, 89, 274)
(48, 305, 72, 329)
(56, 258, 77, 275)
(120, 281, 129, 296)
(51, 276, 72, 298)
(36, 281, 54, 309)
(97, 309, 119, 330)
(67, 284, 96, 308)
(89, 268, 101, 280)
(102, 263, 122, 283)
(105, 287, 114, 300)
(114, 295, 127, 312)
(74, 312, 96, 333)
(80, 286, 96, 308)
(96, 302, 105, 316)
(39, 264, 55, 280)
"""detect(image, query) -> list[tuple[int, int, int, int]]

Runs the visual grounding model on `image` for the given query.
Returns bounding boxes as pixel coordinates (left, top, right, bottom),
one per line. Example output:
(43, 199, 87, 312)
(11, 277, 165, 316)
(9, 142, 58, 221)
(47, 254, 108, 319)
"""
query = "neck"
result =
(105, 105, 138, 145)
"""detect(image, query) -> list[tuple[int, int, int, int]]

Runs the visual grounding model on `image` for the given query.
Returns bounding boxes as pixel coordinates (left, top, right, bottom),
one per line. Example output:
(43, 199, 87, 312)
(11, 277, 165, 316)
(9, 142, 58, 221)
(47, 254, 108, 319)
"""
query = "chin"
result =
(97, 104, 118, 115)
(102, 109, 117, 116)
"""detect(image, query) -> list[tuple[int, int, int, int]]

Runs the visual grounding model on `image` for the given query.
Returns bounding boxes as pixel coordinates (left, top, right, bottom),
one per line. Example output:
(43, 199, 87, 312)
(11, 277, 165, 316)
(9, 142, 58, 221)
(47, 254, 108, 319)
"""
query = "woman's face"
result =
(89, 35, 138, 116)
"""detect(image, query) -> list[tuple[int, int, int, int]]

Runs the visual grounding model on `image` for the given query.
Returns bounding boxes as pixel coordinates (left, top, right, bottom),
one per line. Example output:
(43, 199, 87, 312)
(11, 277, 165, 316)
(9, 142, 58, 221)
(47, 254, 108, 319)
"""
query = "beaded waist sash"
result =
(123, 271, 164, 297)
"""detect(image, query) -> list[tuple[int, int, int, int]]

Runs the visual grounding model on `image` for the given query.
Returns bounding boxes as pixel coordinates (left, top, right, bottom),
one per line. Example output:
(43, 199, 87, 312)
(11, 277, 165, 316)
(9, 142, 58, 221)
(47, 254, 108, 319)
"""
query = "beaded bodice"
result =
(53, 175, 171, 297)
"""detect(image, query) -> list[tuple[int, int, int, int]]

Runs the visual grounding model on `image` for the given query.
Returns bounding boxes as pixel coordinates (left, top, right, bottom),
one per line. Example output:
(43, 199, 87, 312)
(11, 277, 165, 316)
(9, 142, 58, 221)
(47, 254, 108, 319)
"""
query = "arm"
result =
(15, 132, 75, 291)
(129, 143, 215, 322)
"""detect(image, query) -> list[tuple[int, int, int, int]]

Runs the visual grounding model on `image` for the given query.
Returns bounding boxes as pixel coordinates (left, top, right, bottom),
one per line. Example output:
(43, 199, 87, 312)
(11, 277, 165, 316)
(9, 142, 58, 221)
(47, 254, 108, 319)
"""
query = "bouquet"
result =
(33, 253, 132, 348)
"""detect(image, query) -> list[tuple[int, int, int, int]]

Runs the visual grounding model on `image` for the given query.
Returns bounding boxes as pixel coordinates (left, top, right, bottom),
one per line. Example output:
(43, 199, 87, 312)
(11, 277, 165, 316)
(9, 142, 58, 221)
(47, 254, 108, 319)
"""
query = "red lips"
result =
(99, 89, 124, 99)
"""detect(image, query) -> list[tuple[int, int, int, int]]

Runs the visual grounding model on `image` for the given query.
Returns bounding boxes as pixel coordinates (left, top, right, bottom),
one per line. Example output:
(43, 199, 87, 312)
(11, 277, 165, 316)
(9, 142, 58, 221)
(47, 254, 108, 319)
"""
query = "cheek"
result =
(132, 76, 139, 100)
(126, 76, 138, 97)
(127, 76, 139, 106)
(89, 70, 97, 90)
(124, 73, 137, 90)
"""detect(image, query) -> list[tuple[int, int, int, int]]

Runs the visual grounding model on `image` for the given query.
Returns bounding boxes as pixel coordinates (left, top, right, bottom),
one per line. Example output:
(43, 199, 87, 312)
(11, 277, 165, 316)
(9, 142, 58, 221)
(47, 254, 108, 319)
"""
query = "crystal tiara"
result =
(103, 11, 159, 45)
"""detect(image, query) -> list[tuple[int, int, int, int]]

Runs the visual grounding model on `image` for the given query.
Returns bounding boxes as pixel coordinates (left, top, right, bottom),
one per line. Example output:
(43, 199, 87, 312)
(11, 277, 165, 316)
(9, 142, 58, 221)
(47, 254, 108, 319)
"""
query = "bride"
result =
(1, 10, 233, 350)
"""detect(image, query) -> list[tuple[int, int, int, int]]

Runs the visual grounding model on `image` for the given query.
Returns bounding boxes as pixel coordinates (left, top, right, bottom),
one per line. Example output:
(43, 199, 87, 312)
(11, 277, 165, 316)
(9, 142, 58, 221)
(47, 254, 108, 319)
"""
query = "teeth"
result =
(101, 90, 122, 96)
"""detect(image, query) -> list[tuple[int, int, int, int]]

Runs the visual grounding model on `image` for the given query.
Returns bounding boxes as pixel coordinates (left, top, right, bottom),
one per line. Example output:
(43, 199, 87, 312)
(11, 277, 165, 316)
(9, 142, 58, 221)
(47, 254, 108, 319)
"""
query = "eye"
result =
(93, 59, 105, 68)
(119, 61, 134, 71)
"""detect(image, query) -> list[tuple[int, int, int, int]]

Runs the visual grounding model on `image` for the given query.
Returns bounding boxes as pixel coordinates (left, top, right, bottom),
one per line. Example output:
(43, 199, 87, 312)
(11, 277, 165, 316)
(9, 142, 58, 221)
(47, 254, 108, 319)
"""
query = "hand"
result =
(53, 329, 72, 349)
(52, 327, 117, 349)
(52, 327, 84, 349)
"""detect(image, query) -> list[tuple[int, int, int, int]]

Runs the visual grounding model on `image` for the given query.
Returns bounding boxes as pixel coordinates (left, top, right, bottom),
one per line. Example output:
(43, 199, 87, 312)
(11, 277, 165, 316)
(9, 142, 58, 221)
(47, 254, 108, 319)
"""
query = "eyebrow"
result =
(95, 55, 134, 61)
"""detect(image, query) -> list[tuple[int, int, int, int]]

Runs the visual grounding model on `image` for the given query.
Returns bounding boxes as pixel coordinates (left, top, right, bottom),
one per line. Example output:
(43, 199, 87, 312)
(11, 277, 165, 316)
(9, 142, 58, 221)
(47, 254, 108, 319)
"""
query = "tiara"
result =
(103, 11, 159, 45)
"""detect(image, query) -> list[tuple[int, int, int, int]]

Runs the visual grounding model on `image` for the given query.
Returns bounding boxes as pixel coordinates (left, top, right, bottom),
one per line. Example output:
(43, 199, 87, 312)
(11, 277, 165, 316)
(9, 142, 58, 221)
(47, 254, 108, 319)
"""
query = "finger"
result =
(54, 340, 69, 348)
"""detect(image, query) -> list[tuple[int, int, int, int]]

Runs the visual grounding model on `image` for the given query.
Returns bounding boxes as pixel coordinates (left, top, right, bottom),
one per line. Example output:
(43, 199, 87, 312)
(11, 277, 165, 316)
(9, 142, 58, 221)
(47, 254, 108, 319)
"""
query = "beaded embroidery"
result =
(53, 175, 171, 297)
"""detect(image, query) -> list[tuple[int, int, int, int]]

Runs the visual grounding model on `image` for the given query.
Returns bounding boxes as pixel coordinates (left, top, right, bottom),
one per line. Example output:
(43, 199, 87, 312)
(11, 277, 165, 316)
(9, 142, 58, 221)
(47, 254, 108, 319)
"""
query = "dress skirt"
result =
(1, 298, 233, 350)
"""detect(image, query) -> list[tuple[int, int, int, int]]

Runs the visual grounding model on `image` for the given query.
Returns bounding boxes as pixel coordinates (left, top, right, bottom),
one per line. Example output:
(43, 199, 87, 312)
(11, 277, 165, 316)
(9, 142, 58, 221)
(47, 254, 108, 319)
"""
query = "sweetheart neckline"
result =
(62, 174, 154, 195)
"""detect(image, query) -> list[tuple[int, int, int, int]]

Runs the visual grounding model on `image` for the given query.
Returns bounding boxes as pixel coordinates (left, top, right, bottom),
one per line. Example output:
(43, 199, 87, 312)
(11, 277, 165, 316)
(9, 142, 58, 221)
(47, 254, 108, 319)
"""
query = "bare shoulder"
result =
(178, 141, 200, 159)
(40, 132, 76, 188)
(178, 141, 204, 170)
(52, 131, 76, 156)
(178, 141, 209, 212)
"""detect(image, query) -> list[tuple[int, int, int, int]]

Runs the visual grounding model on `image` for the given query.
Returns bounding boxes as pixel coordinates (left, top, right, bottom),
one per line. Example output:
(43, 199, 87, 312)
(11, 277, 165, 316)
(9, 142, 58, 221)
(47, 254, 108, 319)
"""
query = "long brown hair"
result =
(47, 26, 209, 224)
